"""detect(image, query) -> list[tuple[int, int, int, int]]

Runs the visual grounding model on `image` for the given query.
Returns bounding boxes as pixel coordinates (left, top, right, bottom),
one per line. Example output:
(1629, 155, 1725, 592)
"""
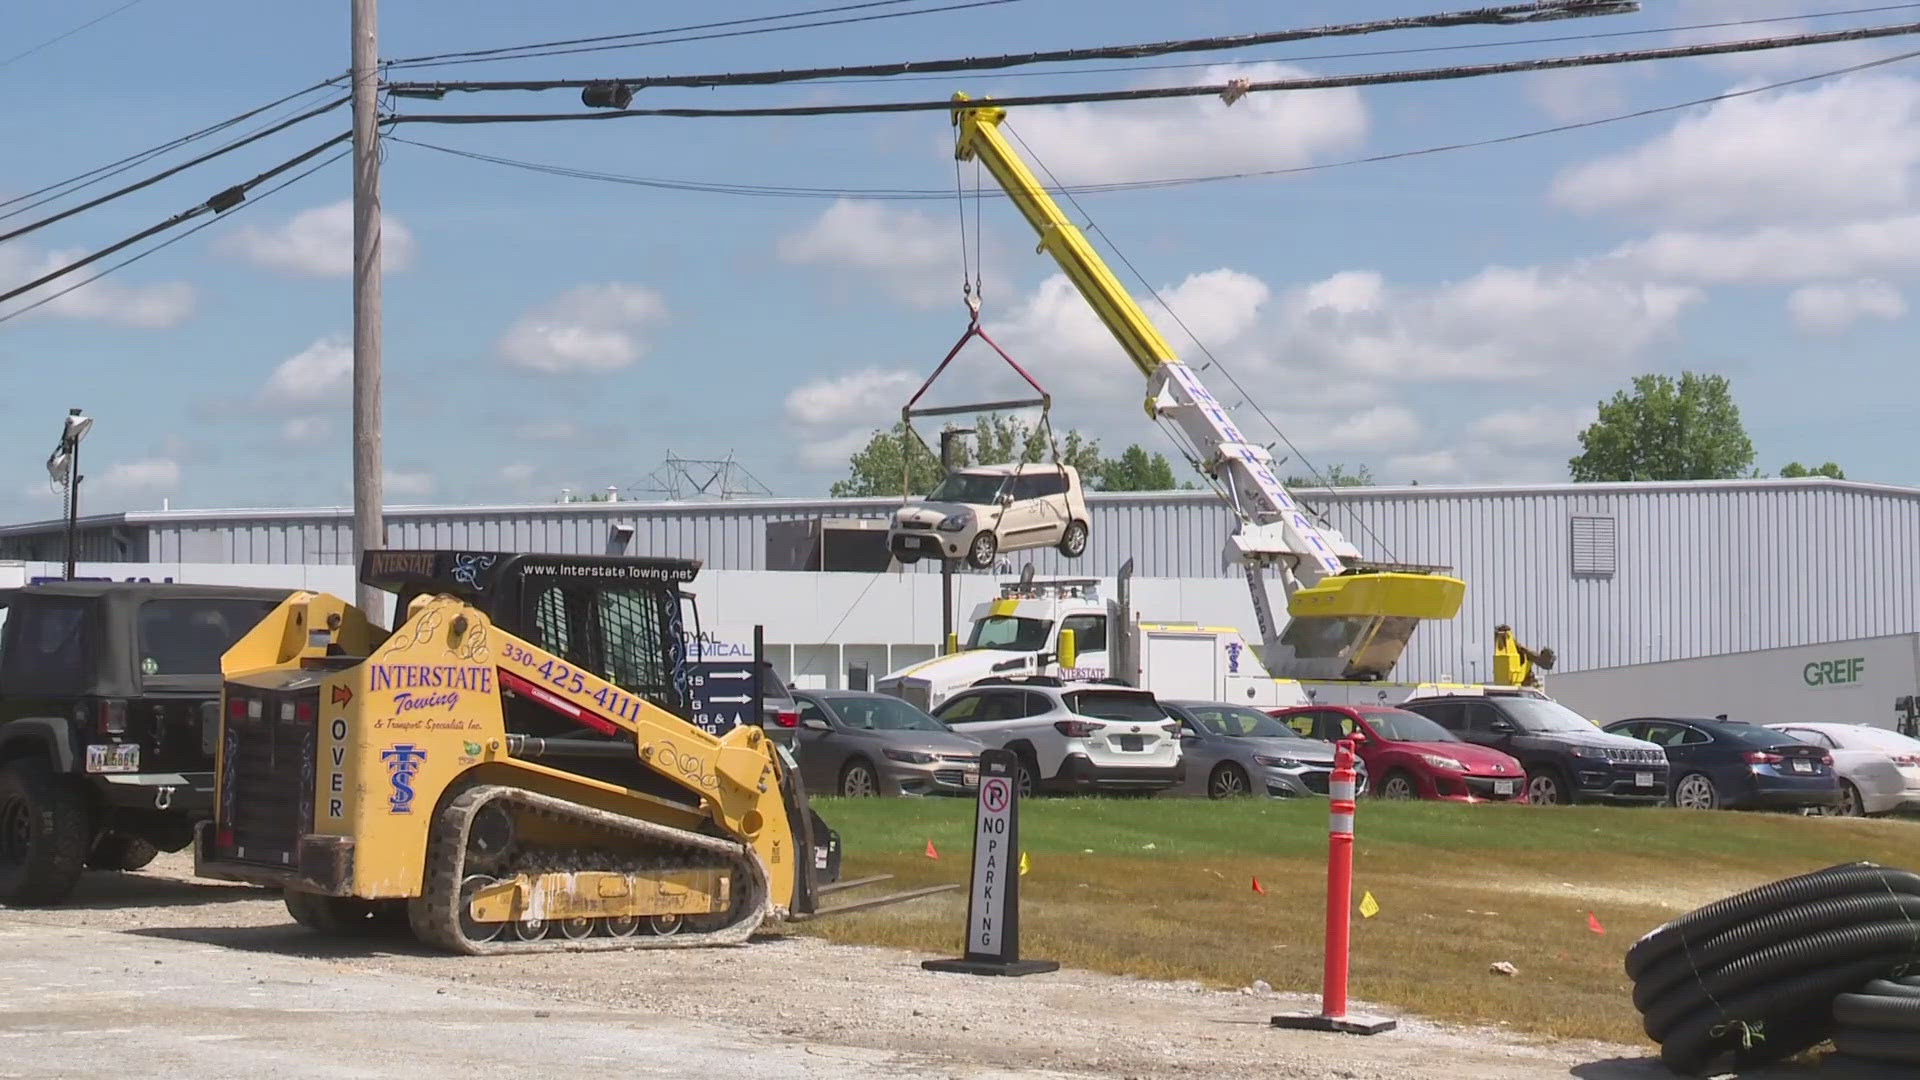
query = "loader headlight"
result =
(936, 512, 971, 532)
(884, 748, 936, 764)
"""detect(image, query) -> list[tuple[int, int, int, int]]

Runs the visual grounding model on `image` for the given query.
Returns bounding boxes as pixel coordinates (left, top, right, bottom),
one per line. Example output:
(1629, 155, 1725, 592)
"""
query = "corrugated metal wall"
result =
(4, 480, 1915, 679)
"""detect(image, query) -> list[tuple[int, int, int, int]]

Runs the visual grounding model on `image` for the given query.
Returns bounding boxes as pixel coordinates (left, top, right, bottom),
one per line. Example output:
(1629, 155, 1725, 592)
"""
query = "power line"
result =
(0, 94, 348, 245)
(389, 37, 1920, 202)
(1, 0, 153, 70)
(385, 0, 1031, 71)
(0, 131, 352, 309)
(1, 78, 345, 221)
(0, 146, 350, 327)
(386, 0, 1637, 93)
(388, 20, 1920, 125)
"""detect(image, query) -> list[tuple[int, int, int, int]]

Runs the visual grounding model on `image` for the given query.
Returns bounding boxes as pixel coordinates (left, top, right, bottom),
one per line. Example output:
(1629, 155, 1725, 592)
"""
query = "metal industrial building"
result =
(3, 477, 1915, 682)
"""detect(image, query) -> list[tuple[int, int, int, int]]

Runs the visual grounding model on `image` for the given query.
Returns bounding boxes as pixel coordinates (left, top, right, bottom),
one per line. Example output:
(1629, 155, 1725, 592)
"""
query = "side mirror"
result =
(998, 493, 1015, 506)
(1057, 628, 1077, 671)
(801, 717, 831, 731)
(1489, 719, 1515, 734)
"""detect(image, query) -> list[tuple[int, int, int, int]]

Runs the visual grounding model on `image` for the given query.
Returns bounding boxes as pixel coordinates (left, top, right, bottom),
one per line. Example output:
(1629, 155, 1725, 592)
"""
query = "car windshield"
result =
(966, 615, 1052, 651)
(1066, 690, 1167, 722)
(1187, 705, 1300, 739)
(1359, 708, 1458, 743)
(137, 598, 283, 676)
(1498, 697, 1601, 734)
(820, 695, 946, 732)
(928, 473, 1007, 504)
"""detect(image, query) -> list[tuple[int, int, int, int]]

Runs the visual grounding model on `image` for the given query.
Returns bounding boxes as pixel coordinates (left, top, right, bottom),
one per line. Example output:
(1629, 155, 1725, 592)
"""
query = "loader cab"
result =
(360, 550, 701, 718)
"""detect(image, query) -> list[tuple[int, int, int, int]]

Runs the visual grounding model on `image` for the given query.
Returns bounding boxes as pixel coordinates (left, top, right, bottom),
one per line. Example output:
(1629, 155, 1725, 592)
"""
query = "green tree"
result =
(1285, 463, 1374, 488)
(1569, 372, 1754, 482)
(1779, 461, 1845, 479)
(830, 412, 1101, 498)
(1096, 445, 1189, 491)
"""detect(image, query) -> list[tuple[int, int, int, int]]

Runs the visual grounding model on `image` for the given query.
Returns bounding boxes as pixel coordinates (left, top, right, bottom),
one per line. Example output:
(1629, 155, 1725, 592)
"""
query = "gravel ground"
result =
(2, 855, 1852, 1080)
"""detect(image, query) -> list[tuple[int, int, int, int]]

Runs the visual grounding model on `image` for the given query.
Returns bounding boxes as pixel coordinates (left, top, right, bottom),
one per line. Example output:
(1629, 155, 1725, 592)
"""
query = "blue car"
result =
(1602, 716, 1840, 812)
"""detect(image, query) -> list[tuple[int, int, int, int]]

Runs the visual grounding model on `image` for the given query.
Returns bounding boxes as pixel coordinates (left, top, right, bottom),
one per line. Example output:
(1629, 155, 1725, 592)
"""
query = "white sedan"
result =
(1766, 722, 1920, 817)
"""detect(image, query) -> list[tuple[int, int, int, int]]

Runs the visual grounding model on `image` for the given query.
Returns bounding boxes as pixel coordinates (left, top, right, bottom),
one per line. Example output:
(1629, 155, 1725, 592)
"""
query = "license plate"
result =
(85, 744, 140, 774)
(1494, 780, 1515, 796)
(1635, 771, 1655, 787)
(1793, 758, 1813, 773)
(1116, 735, 1144, 752)
(963, 772, 979, 787)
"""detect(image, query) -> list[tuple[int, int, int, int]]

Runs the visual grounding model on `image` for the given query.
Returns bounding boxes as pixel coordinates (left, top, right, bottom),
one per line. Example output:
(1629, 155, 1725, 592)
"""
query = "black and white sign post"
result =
(922, 747, 1058, 977)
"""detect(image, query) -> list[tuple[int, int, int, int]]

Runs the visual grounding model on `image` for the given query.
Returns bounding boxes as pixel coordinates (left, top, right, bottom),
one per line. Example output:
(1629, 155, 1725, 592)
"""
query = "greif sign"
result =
(1805, 657, 1866, 688)
(921, 747, 1057, 978)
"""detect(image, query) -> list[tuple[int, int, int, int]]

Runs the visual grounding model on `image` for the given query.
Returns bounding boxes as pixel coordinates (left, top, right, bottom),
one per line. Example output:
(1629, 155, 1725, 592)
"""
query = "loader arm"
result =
(950, 94, 1463, 680)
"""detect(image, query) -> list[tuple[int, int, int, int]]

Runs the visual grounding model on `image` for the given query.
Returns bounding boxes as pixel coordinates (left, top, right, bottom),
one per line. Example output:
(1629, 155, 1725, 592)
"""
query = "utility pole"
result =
(350, 0, 384, 615)
(938, 427, 974, 654)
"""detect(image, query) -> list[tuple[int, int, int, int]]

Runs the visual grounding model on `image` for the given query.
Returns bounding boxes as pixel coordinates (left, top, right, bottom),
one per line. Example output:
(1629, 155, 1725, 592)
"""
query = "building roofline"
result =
(0, 476, 1912, 536)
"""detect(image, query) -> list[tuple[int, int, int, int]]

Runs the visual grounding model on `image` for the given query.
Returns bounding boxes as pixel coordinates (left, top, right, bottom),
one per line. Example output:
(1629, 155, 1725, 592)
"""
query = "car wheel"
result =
(1526, 768, 1571, 807)
(966, 531, 999, 570)
(1013, 754, 1038, 798)
(0, 756, 90, 906)
(86, 833, 159, 872)
(839, 759, 879, 798)
(1835, 779, 1865, 818)
(1379, 772, 1417, 801)
(1057, 521, 1089, 558)
(1207, 764, 1250, 799)
(1673, 772, 1720, 811)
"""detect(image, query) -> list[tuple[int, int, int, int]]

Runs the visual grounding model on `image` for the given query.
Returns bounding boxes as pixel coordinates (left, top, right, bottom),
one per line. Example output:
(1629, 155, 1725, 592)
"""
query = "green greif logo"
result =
(1805, 658, 1866, 687)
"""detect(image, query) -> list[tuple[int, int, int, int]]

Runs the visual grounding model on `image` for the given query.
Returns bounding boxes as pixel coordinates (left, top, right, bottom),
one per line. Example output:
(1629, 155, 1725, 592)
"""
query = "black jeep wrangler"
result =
(0, 581, 291, 904)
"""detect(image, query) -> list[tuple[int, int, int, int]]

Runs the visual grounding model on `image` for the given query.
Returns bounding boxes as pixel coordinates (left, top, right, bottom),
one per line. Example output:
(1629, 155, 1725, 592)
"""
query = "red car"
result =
(1268, 704, 1529, 804)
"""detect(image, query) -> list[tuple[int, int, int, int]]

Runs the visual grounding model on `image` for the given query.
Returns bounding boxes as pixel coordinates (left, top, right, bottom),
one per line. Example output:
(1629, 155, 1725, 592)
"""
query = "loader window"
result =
(524, 582, 681, 712)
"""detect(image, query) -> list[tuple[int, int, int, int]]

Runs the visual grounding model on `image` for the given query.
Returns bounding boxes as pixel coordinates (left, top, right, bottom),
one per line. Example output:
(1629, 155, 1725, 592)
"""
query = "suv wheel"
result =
(1057, 521, 1089, 558)
(0, 757, 91, 905)
(1013, 754, 1038, 798)
(1526, 768, 1571, 807)
(966, 531, 999, 570)
(87, 834, 159, 872)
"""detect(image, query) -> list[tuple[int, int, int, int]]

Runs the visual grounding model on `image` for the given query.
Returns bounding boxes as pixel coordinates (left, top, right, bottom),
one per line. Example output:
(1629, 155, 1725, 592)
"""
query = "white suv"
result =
(888, 463, 1090, 569)
(929, 676, 1182, 796)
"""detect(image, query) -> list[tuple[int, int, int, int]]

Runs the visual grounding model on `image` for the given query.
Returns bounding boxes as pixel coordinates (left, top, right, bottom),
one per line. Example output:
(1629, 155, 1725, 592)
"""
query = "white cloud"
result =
(1524, 67, 1631, 123)
(1551, 75, 1920, 226)
(1788, 279, 1907, 332)
(776, 200, 961, 308)
(1000, 62, 1367, 186)
(500, 462, 537, 484)
(0, 245, 193, 328)
(783, 367, 919, 427)
(1468, 405, 1598, 450)
(384, 470, 434, 498)
(259, 336, 350, 406)
(1610, 215, 1920, 285)
(513, 419, 581, 442)
(499, 284, 667, 374)
(279, 415, 331, 442)
(1298, 404, 1422, 453)
(218, 200, 416, 277)
(94, 458, 181, 496)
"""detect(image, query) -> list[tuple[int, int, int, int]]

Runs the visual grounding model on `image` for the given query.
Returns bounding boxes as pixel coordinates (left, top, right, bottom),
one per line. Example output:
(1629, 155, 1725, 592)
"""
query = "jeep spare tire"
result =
(0, 757, 91, 905)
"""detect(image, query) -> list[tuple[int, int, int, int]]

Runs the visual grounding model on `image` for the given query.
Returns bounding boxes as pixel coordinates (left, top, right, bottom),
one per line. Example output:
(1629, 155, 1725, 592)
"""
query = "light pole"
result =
(938, 427, 974, 655)
(45, 408, 93, 581)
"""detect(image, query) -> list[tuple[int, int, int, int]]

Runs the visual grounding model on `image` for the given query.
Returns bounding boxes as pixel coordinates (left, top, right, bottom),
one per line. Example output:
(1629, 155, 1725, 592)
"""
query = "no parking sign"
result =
(921, 748, 1058, 977)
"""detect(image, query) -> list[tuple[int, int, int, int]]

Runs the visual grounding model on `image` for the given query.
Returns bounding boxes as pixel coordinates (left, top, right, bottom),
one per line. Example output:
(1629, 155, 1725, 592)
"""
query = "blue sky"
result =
(4, 0, 1918, 520)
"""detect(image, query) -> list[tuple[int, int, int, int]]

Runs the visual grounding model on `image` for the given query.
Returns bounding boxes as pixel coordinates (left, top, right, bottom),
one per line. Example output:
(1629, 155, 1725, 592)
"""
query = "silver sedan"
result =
(1162, 700, 1367, 799)
(791, 690, 987, 797)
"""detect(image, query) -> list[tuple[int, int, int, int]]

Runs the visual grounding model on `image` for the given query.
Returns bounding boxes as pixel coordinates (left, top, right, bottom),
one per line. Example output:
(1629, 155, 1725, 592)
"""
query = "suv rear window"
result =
(1064, 690, 1165, 722)
(137, 598, 283, 676)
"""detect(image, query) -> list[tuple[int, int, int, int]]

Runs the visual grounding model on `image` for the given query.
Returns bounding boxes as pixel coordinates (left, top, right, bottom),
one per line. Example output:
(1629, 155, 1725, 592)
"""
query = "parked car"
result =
(755, 662, 801, 749)
(1271, 704, 1526, 804)
(1397, 693, 1668, 805)
(1766, 722, 1920, 817)
(1601, 716, 1838, 812)
(888, 462, 1091, 569)
(1161, 700, 1367, 799)
(930, 675, 1181, 796)
(789, 689, 984, 797)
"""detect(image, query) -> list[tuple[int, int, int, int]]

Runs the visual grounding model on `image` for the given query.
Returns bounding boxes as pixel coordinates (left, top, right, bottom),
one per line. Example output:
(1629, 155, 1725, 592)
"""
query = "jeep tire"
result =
(0, 757, 92, 905)
(87, 833, 159, 872)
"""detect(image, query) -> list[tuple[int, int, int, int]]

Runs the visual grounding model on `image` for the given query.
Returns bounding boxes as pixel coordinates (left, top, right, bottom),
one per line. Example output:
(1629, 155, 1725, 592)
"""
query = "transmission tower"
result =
(632, 451, 774, 501)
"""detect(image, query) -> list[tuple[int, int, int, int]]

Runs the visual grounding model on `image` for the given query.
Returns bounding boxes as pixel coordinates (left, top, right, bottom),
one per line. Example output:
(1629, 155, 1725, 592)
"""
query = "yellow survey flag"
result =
(1019, 851, 1030, 876)
(1359, 891, 1380, 919)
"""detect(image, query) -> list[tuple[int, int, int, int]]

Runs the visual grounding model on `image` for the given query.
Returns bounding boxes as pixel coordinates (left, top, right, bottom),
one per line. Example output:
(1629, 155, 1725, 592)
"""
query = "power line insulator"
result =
(581, 81, 634, 110)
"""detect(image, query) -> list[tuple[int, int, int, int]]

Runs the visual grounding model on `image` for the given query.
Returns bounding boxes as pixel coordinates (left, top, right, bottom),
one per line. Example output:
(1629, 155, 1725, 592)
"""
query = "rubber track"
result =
(1625, 861, 1886, 980)
(407, 784, 770, 955)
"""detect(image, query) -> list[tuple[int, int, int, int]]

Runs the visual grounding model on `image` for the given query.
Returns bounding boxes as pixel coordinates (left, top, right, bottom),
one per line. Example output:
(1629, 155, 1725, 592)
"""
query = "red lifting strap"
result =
(902, 316, 1050, 417)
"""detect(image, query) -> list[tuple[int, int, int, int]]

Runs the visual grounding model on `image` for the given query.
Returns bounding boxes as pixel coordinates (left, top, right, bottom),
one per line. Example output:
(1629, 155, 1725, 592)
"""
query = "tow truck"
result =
(880, 94, 1536, 712)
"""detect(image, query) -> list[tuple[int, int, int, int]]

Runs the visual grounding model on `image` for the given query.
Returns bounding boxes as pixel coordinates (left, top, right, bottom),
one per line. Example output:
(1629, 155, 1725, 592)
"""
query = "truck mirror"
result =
(1057, 629, 1077, 671)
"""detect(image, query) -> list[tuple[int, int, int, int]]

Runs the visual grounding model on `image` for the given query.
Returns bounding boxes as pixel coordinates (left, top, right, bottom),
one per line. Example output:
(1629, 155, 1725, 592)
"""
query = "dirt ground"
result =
(1, 854, 1878, 1080)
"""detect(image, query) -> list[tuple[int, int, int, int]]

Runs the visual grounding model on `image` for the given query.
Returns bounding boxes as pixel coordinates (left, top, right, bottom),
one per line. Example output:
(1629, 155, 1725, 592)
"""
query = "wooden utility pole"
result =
(350, 0, 384, 615)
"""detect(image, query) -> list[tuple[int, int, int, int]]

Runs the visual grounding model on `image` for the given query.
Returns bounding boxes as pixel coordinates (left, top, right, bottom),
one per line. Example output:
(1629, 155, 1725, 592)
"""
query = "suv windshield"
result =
(1066, 690, 1167, 723)
(137, 598, 283, 676)
(1499, 697, 1600, 734)
(821, 695, 945, 732)
(928, 473, 1007, 504)
(1188, 705, 1300, 739)
(1359, 708, 1458, 743)
(966, 616, 1052, 651)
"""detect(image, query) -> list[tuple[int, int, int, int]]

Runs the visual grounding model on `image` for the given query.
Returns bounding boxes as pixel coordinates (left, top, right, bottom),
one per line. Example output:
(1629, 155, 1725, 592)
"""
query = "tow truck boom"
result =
(950, 94, 1463, 680)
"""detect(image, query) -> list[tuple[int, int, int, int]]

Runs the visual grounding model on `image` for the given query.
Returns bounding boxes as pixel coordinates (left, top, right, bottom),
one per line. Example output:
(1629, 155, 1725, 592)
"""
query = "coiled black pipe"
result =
(1830, 975, 1920, 1068)
(1626, 862, 1886, 980)
(1655, 957, 1894, 1074)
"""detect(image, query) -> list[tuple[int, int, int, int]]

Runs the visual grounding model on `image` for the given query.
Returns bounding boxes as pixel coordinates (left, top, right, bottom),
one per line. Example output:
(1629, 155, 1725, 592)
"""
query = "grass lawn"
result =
(791, 795, 1920, 1046)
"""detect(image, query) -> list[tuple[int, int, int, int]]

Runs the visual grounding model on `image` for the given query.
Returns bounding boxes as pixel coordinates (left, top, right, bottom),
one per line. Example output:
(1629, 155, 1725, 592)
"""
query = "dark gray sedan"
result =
(1163, 700, 1367, 799)
(791, 690, 986, 797)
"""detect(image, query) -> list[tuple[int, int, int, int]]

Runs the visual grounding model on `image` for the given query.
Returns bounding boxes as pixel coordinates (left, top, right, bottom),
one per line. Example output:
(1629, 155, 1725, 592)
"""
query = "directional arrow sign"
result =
(709, 695, 752, 705)
(708, 671, 752, 681)
(686, 660, 762, 735)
